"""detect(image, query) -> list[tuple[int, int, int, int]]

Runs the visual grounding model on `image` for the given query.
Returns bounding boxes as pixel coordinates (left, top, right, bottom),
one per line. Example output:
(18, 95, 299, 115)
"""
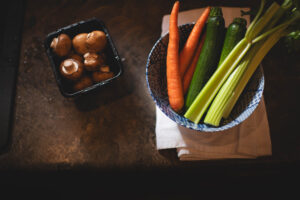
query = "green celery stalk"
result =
(204, 47, 256, 126)
(204, 11, 299, 125)
(222, 27, 286, 119)
(252, 18, 296, 43)
(246, 2, 280, 41)
(220, 0, 295, 120)
(262, 0, 294, 31)
(184, 1, 280, 123)
(184, 39, 250, 123)
(244, 0, 266, 40)
(222, 17, 299, 118)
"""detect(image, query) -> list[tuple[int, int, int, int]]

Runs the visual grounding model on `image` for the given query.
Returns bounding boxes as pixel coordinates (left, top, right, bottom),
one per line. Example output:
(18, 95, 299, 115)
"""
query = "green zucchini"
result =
(217, 17, 247, 67)
(185, 7, 225, 110)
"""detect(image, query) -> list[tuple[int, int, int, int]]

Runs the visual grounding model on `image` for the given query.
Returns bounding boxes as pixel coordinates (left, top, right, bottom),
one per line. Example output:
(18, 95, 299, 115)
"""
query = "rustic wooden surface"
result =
(0, 0, 299, 196)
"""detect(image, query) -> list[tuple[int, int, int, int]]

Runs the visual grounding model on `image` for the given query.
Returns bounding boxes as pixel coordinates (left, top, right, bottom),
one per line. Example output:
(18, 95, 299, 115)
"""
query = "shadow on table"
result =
(0, 110, 14, 155)
(0, 134, 12, 155)
(73, 74, 134, 112)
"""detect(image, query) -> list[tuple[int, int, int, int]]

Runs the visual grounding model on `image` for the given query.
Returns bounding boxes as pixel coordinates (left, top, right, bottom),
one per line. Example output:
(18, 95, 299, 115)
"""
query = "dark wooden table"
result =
(0, 0, 299, 198)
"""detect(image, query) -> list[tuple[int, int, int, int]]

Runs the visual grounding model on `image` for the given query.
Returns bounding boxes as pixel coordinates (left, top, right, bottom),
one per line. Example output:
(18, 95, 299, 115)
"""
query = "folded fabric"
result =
(156, 99, 272, 161)
(155, 7, 272, 161)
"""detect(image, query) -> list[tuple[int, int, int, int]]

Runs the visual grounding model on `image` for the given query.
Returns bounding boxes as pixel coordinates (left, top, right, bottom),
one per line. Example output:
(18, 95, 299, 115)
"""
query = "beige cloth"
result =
(156, 7, 272, 161)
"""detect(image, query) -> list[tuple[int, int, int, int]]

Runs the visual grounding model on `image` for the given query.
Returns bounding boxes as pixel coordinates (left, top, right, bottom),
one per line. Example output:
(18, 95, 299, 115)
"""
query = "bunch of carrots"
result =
(166, 1, 210, 112)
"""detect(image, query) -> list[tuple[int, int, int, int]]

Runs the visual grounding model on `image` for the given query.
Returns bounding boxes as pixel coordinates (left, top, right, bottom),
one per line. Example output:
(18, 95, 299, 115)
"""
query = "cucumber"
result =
(185, 7, 225, 110)
(218, 17, 247, 67)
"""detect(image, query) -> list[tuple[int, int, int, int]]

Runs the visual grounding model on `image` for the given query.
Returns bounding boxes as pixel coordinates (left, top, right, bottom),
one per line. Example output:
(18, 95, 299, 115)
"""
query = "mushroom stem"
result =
(87, 32, 92, 39)
(62, 59, 78, 74)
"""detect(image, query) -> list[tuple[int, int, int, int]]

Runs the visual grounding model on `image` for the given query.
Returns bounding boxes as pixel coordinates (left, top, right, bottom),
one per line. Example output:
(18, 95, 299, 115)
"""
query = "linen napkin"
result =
(156, 7, 272, 161)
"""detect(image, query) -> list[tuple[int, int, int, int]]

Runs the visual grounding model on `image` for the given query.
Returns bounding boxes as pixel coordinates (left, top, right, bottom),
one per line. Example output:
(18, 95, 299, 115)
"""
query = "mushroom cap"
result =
(73, 76, 93, 91)
(92, 71, 114, 83)
(83, 52, 105, 71)
(99, 65, 110, 73)
(72, 33, 89, 55)
(59, 58, 84, 81)
(68, 51, 84, 63)
(86, 30, 107, 53)
(50, 33, 72, 57)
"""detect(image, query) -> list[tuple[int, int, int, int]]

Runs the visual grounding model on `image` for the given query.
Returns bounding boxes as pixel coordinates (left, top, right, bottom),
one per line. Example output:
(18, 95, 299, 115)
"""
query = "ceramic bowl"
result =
(146, 23, 264, 132)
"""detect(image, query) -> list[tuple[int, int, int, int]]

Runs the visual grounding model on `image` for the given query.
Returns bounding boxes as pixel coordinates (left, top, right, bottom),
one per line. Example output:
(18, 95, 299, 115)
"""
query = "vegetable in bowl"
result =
(184, 0, 300, 126)
(146, 23, 265, 132)
(146, 0, 300, 131)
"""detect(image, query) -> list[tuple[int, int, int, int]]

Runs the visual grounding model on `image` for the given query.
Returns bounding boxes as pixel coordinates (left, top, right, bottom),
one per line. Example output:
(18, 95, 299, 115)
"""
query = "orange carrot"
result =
(179, 6, 210, 77)
(183, 33, 206, 94)
(166, 1, 184, 112)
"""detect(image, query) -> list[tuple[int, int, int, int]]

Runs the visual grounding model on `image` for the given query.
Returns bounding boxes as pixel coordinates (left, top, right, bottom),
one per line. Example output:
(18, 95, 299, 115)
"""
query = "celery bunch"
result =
(184, 0, 300, 126)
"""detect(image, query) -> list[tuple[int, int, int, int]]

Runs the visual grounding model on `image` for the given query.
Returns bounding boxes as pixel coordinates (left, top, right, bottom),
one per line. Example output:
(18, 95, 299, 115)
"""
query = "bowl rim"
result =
(146, 23, 265, 132)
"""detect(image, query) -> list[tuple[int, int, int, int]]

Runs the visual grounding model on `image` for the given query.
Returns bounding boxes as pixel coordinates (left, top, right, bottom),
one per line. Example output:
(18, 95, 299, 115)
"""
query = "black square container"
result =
(44, 18, 123, 97)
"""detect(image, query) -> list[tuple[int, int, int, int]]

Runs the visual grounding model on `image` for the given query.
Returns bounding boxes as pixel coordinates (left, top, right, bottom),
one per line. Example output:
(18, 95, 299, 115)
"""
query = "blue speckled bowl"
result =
(146, 24, 264, 132)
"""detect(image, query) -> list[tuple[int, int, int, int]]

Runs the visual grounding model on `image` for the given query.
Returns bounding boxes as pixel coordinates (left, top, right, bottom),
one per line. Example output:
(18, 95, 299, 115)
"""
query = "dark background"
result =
(0, 0, 299, 198)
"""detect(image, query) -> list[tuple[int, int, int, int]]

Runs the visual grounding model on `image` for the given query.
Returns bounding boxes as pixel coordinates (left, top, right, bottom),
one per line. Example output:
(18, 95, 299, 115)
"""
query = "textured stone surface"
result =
(0, 0, 299, 173)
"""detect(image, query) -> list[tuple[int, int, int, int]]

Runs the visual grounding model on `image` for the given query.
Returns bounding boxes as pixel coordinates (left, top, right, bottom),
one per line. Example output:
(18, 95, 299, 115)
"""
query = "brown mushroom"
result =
(72, 33, 89, 55)
(73, 76, 93, 91)
(83, 52, 105, 71)
(68, 51, 83, 62)
(86, 30, 107, 53)
(59, 58, 84, 81)
(99, 65, 110, 73)
(50, 33, 72, 57)
(92, 71, 114, 83)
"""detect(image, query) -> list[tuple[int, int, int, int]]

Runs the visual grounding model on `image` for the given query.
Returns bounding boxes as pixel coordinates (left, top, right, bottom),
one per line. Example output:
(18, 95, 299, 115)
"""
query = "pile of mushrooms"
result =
(50, 30, 114, 92)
